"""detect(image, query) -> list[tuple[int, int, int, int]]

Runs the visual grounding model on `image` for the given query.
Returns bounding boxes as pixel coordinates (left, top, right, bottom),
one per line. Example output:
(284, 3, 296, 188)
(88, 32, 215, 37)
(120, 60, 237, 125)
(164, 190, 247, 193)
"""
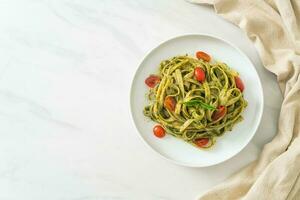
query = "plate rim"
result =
(129, 33, 264, 167)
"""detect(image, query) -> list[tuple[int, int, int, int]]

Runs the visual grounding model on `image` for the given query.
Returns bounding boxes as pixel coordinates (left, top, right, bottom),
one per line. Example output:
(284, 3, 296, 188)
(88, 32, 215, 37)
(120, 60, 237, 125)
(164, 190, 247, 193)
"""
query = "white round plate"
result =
(130, 34, 264, 167)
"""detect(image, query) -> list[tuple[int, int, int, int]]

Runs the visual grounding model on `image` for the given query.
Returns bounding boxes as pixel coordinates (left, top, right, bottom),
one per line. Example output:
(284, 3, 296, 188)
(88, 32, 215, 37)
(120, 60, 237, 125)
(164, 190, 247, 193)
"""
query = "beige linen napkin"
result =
(188, 0, 300, 199)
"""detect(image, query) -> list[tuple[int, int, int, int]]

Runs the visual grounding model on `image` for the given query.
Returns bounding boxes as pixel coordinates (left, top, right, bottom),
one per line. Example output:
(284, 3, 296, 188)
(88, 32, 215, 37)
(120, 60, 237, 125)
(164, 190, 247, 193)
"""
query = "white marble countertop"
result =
(0, 0, 282, 199)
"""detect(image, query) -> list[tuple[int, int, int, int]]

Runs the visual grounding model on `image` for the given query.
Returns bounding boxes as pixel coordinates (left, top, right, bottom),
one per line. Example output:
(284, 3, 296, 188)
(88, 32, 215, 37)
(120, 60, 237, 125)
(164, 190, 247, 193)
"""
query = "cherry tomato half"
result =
(145, 75, 160, 88)
(153, 125, 166, 138)
(212, 106, 227, 121)
(164, 96, 176, 111)
(194, 67, 206, 83)
(235, 76, 245, 92)
(195, 138, 210, 147)
(196, 51, 211, 62)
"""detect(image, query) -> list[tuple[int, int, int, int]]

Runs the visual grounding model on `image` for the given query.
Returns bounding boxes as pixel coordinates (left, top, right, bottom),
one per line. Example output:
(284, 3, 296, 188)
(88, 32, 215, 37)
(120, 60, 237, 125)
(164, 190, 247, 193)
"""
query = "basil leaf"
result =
(183, 100, 215, 110)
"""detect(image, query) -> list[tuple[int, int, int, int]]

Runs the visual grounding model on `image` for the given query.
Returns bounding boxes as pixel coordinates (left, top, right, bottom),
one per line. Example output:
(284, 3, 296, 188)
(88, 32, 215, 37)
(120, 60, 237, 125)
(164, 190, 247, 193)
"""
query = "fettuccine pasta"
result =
(143, 52, 247, 149)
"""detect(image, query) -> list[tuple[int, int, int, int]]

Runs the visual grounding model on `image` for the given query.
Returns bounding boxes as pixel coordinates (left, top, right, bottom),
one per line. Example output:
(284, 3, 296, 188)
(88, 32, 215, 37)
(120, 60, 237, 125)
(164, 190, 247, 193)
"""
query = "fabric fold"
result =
(188, 0, 300, 199)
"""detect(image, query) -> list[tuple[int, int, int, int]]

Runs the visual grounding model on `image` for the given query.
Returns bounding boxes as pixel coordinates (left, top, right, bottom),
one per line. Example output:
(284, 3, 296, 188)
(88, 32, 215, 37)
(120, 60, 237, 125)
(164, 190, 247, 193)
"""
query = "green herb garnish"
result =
(183, 100, 215, 110)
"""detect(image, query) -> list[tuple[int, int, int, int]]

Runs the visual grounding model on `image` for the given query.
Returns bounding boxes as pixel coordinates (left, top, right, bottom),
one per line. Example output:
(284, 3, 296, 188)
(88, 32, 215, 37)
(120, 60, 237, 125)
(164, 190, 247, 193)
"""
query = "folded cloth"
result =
(188, 0, 300, 199)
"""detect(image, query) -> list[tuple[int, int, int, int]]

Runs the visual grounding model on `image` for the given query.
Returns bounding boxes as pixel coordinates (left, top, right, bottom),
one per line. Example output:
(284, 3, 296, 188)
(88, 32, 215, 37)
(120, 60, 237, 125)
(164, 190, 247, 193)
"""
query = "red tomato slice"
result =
(212, 106, 227, 121)
(195, 138, 210, 147)
(145, 75, 160, 88)
(194, 67, 206, 83)
(196, 51, 211, 62)
(235, 76, 245, 92)
(153, 125, 166, 138)
(164, 96, 176, 111)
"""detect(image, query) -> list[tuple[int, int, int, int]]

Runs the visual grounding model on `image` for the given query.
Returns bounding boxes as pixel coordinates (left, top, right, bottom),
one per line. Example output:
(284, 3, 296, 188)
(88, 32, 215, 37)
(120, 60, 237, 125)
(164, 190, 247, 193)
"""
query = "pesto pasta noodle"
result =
(143, 54, 247, 149)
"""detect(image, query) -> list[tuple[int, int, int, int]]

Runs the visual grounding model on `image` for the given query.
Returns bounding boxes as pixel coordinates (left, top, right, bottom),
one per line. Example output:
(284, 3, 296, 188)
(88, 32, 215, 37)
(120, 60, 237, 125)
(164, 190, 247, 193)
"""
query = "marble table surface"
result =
(0, 0, 282, 199)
